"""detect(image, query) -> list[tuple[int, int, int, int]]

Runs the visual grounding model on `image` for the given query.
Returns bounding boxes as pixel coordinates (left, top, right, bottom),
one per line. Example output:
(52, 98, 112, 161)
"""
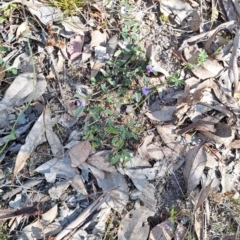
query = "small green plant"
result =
(48, 0, 85, 14)
(0, 46, 18, 75)
(167, 71, 185, 87)
(170, 206, 176, 225)
(196, 49, 208, 66)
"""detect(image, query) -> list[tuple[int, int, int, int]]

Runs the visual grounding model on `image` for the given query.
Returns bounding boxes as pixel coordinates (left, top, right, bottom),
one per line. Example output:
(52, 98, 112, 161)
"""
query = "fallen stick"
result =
(56, 192, 110, 240)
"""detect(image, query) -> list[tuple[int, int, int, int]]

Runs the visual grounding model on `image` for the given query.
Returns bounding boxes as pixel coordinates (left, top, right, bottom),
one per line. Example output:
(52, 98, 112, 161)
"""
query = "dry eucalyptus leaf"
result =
(146, 106, 176, 122)
(24, 0, 63, 25)
(147, 144, 165, 161)
(16, 21, 29, 39)
(195, 180, 213, 210)
(44, 107, 63, 158)
(149, 220, 174, 240)
(12, 53, 34, 72)
(98, 171, 129, 212)
(160, 0, 193, 25)
(48, 181, 70, 200)
(87, 150, 116, 172)
(67, 35, 84, 60)
(90, 30, 108, 50)
(200, 123, 234, 147)
(1, 73, 46, 107)
(183, 145, 207, 192)
(14, 111, 46, 176)
(42, 204, 58, 223)
(69, 140, 92, 167)
(17, 219, 43, 240)
(35, 157, 77, 183)
(61, 16, 86, 36)
(138, 134, 154, 161)
(176, 120, 216, 135)
(69, 174, 88, 195)
(156, 125, 184, 154)
(118, 202, 153, 240)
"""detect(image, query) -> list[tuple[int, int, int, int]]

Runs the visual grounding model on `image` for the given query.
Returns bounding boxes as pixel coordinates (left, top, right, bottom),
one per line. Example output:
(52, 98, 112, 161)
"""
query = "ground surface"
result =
(0, 0, 240, 239)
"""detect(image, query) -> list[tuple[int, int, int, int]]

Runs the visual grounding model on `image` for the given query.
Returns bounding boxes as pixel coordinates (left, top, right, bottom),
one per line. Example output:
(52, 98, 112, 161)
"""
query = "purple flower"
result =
(146, 65, 153, 74)
(76, 99, 86, 107)
(118, 41, 127, 49)
(142, 87, 150, 95)
(120, 6, 127, 14)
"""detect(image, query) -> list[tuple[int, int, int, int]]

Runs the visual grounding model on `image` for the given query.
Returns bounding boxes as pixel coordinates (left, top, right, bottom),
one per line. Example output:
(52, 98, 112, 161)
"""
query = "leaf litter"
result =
(1, 0, 240, 239)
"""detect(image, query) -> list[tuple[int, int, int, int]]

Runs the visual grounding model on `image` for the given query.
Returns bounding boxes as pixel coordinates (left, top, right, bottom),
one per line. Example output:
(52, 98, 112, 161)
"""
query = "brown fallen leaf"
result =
(200, 123, 234, 147)
(69, 174, 88, 195)
(87, 150, 116, 172)
(230, 139, 240, 149)
(145, 106, 176, 122)
(149, 220, 174, 240)
(44, 106, 63, 158)
(118, 201, 153, 240)
(69, 140, 92, 167)
(195, 180, 213, 211)
(156, 125, 185, 154)
(1, 73, 46, 107)
(14, 111, 46, 176)
(176, 119, 216, 135)
(67, 35, 84, 60)
(90, 30, 107, 50)
(183, 144, 207, 192)
(138, 134, 154, 161)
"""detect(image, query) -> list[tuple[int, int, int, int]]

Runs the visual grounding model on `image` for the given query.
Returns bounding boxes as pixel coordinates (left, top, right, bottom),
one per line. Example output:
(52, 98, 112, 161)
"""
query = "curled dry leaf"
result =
(156, 125, 185, 154)
(200, 123, 234, 147)
(14, 111, 46, 176)
(24, 0, 63, 25)
(195, 180, 213, 211)
(176, 119, 216, 135)
(35, 157, 77, 183)
(69, 140, 92, 167)
(1, 73, 46, 107)
(145, 106, 176, 122)
(16, 21, 29, 39)
(183, 144, 207, 192)
(138, 134, 154, 161)
(149, 220, 174, 240)
(67, 35, 84, 60)
(44, 106, 63, 158)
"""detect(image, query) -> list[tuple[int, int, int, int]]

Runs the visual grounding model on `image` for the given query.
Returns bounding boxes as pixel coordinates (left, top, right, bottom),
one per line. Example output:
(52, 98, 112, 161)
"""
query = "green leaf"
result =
(135, 91, 141, 102)
(105, 126, 120, 134)
(90, 77, 96, 85)
(100, 69, 109, 77)
(11, 68, 18, 75)
(0, 46, 8, 52)
(114, 49, 122, 57)
(101, 83, 108, 93)
(105, 108, 113, 115)
(109, 154, 121, 164)
(75, 106, 84, 117)
(107, 78, 115, 86)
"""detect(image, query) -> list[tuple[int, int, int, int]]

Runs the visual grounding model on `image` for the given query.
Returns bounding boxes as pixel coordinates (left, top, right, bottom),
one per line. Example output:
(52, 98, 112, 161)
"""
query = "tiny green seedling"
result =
(170, 206, 176, 225)
(167, 71, 185, 87)
(196, 49, 208, 66)
(0, 47, 18, 75)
